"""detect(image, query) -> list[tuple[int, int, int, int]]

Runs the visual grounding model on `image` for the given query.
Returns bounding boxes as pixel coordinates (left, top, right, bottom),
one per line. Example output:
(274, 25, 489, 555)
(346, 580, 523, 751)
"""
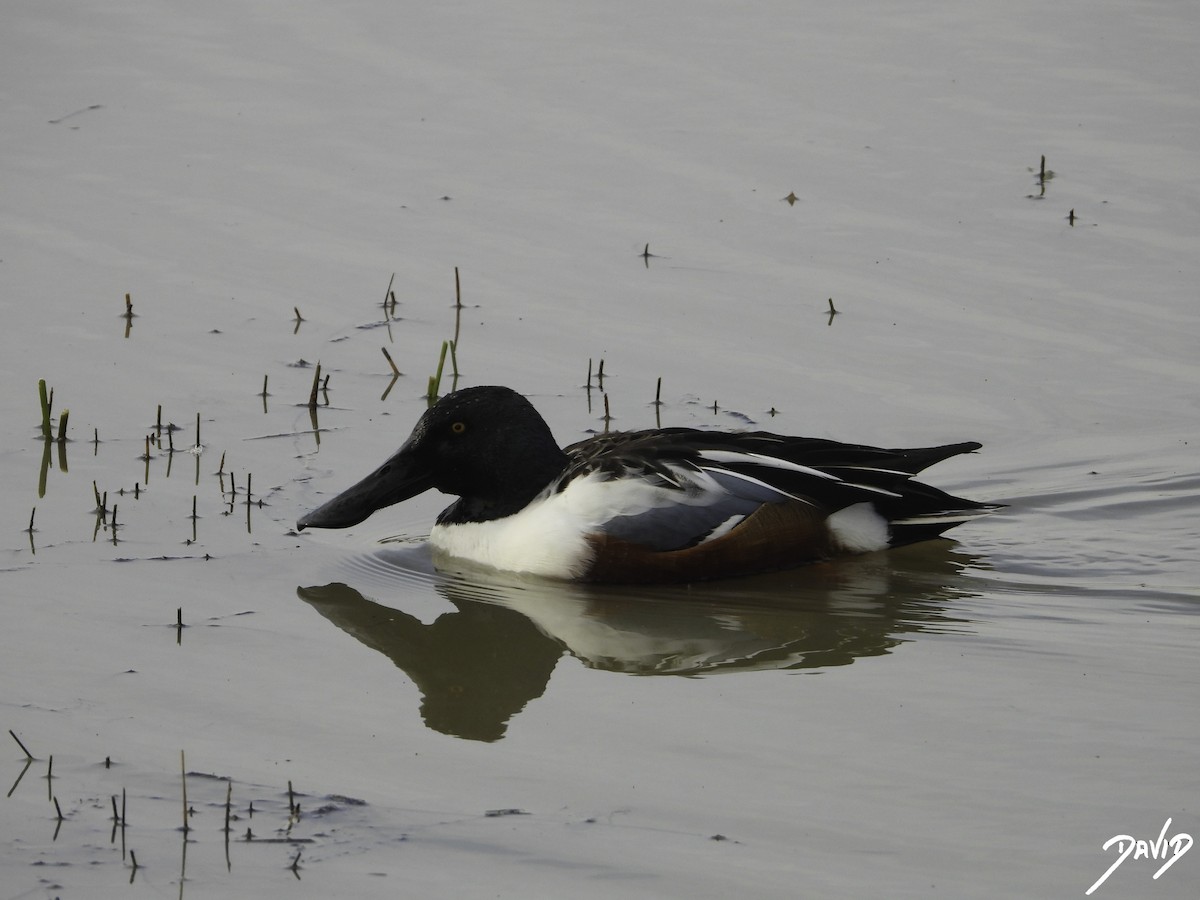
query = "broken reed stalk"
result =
(27, 507, 35, 534)
(194, 413, 201, 449)
(381, 347, 400, 376)
(124, 293, 134, 318)
(38, 380, 52, 439)
(307, 363, 322, 410)
(261, 375, 269, 397)
(653, 377, 663, 406)
(452, 268, 463, 345)
(156, 405, 163, 437)
(9, 729, 33, 760)
(382, 272, 396, 310)
(293, 306, 304, 322)
(54, 796, 64, 821)
(427, 341, 449, 402)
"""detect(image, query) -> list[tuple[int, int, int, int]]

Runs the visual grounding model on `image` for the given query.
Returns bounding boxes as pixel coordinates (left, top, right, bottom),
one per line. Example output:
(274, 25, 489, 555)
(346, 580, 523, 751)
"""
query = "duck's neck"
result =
(436, 443, 569, 525)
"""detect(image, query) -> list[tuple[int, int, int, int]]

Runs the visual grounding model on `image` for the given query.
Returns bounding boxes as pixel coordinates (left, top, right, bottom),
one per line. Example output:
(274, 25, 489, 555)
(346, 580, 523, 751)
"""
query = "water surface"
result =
(2, 1, 1197, 897)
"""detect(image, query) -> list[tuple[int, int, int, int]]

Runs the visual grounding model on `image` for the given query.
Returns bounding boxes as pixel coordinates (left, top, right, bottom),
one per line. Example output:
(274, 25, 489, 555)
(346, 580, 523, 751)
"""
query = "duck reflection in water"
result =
(297, 542, 985, 742)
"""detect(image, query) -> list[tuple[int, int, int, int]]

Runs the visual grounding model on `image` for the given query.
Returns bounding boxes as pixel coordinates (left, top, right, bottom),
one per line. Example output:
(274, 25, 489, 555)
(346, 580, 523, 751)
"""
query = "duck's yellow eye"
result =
(451, 421, 467, 434)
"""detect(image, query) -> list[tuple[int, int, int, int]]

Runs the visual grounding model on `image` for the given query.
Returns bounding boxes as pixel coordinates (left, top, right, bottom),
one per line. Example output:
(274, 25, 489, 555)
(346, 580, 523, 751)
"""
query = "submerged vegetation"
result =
(22, 266, 809, 557)
(5, 729, 334, 887)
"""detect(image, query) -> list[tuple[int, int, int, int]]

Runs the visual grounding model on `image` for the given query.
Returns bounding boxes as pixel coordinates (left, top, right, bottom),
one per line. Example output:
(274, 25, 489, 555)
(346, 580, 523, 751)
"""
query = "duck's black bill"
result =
(297, 448, 434, 530)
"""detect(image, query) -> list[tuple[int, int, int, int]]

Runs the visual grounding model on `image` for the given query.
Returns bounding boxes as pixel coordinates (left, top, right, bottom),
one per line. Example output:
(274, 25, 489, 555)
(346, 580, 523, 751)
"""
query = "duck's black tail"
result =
(831, 442, 999, 546)
(857, 442, 999, 546)
(882, 487, 1002, 546)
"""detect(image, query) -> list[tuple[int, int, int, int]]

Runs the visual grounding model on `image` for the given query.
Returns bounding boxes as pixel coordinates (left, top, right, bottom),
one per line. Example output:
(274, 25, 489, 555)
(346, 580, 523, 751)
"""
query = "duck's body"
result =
(298, 386, 998, 583)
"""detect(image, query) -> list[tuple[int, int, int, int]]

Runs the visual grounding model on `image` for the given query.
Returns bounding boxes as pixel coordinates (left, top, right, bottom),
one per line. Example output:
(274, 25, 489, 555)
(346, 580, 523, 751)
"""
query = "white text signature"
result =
(1086, 818, 1192, 895)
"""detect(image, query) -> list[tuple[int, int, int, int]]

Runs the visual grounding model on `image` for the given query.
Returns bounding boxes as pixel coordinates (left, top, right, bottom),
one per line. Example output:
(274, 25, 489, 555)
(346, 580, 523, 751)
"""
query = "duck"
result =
(297, 385, 999, 583)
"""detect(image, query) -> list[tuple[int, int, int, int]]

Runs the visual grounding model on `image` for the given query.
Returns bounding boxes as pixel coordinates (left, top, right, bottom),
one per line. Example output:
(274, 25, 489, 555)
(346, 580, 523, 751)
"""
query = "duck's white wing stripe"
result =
(825, 464, 918, 477)
(696, 451, 904, 500)
(696, 465, 818, 506)
(696, 449, 840, 480)
(824, 481, 902, 498)
(701, 514, 747, 543)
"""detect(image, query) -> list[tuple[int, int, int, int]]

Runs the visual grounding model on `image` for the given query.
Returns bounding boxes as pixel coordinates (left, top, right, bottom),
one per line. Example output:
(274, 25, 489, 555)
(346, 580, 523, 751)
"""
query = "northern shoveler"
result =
(297, 385, 998, 583)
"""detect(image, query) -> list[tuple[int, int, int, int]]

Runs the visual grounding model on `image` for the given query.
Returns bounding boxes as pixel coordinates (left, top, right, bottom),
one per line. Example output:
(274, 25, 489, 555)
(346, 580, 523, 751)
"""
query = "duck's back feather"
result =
(556, 429, 989, 567)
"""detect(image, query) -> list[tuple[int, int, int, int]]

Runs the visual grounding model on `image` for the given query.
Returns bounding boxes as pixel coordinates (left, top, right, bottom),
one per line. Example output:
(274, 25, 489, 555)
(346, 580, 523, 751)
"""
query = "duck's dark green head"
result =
(297, 386, 567, 530)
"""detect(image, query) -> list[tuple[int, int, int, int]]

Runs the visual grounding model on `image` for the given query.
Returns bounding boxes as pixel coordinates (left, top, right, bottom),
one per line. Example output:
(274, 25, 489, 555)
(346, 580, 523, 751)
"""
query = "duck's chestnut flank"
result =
(298, 386, 999, 583)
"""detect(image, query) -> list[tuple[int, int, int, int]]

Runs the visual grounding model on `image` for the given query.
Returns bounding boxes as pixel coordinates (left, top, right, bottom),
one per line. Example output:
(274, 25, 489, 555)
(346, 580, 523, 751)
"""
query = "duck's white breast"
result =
(428, 471, 689, 579)
(429, 503, 588, 579)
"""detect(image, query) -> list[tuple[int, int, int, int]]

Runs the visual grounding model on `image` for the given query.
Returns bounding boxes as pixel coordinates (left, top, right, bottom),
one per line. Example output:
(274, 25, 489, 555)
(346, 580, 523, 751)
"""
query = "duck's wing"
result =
(558, 430, 982, 552)
(692, 433, 985, 501)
